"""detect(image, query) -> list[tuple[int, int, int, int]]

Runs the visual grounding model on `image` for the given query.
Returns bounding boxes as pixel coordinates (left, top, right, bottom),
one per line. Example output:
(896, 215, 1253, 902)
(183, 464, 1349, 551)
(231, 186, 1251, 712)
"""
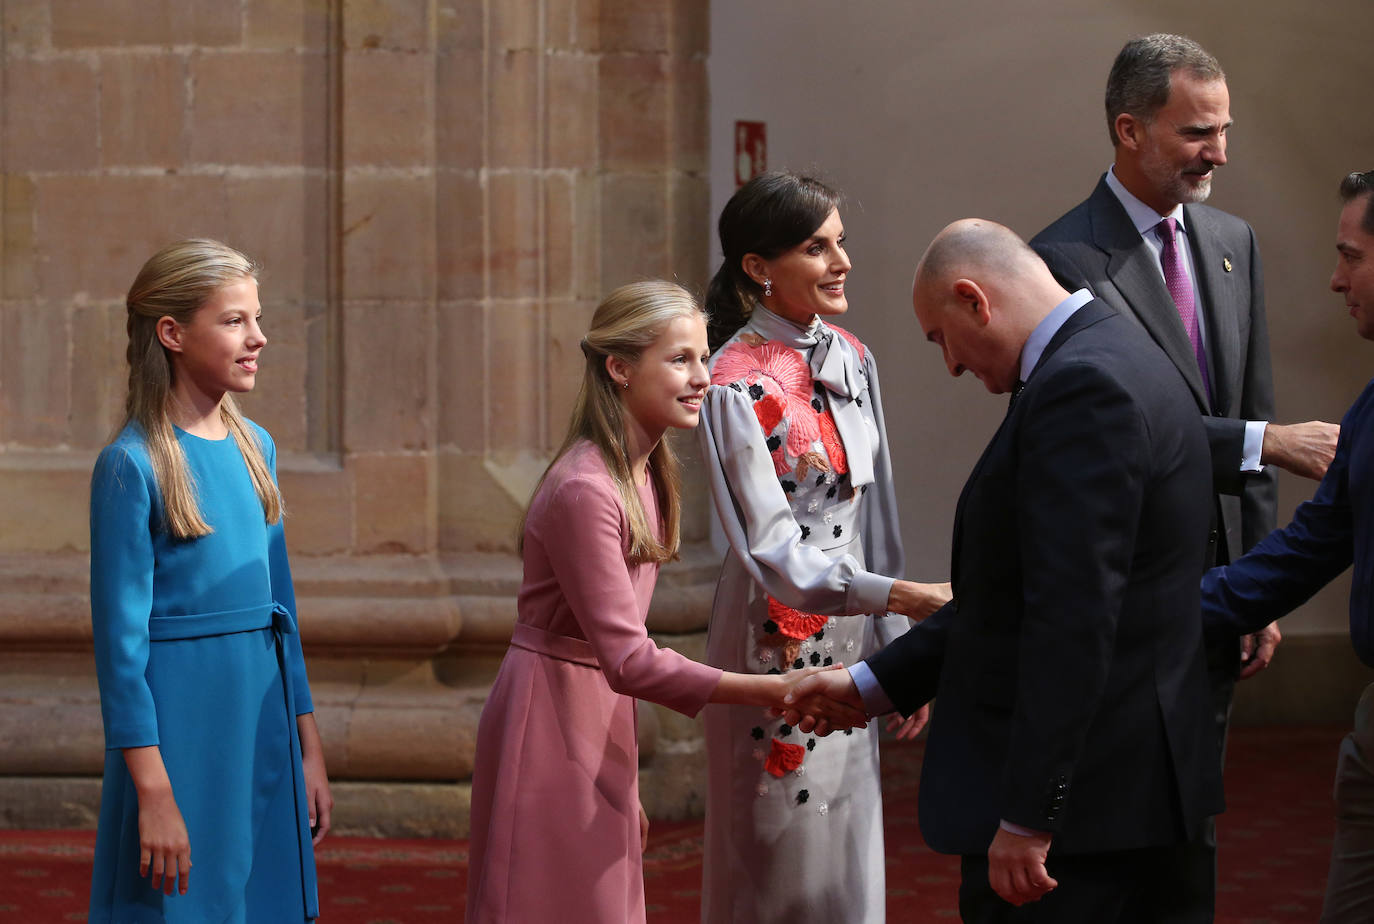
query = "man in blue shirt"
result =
(1201, 170, 1374, 924)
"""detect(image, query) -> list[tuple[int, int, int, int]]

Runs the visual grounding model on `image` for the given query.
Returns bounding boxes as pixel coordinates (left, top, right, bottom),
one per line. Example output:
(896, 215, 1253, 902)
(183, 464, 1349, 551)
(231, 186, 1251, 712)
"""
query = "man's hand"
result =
(1262, 421, 1339, 481)
(779, 667, 868, 736)
(885, 703, 930, 741)
(1239, 620, 1281, 680)
(987, 826, 1057, 906)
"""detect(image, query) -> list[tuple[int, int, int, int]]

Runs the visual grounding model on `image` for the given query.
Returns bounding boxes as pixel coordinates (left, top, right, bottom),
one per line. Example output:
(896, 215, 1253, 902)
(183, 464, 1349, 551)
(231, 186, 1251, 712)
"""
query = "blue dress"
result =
(87, 421, 319, 924)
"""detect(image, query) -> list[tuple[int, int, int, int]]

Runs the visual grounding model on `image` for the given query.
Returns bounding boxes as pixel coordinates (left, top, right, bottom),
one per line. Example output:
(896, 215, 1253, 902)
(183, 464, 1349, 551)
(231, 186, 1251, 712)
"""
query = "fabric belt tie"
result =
(510, 623, 600, 669)
(148, 601, 317, 918)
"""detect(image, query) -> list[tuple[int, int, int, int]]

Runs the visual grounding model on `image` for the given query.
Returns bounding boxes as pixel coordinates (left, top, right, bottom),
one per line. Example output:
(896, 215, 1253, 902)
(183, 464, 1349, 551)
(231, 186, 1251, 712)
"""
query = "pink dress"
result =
(466, 441, 723, 923)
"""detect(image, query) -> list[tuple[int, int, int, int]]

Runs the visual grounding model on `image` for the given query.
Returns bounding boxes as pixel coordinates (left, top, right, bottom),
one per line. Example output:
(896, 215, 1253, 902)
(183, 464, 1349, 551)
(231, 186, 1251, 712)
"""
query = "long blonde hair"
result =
(123, 238, 282, 539)
(523, 280, 706, 565)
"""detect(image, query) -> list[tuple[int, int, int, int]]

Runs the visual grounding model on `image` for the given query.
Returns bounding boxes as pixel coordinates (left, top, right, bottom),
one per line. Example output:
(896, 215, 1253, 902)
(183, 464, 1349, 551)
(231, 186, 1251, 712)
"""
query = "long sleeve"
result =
(534, 474, 721, 716)
(857, 349, 911, 646)
(89, 445, 160, 749)
(1201, 386, 1363, 641)
(1001, 364, 1144, 830)
(698, 383, 893, 616)
(261, 432, 314, 715)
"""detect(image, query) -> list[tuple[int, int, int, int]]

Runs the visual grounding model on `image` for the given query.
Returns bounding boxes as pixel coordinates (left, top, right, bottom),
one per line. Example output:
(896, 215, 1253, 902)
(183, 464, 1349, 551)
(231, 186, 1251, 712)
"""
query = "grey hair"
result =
(1105, 34, 1224, 145)
(1339, 171, 1374, 234)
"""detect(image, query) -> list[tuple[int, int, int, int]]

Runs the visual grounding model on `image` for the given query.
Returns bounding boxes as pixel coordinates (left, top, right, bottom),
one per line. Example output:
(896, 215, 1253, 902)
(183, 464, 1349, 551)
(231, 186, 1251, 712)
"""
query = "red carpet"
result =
(0, 726, 1344, 922)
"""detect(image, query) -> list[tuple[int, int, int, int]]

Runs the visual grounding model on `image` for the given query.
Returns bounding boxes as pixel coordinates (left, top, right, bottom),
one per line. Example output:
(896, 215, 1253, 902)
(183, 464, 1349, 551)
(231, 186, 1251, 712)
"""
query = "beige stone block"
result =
(545, 52, 598, 168)
(546, 0, 600, 51)
(302, 305, 338, 453)
(246, 0, 332, 49)
(279, 467, 354, 556)
(3, 57, 98, 172)
(544, 298, 596, 446)
(342, 51, 432, 167)
(1, 300, 69, 445)
(599, 173, 669, 289)
(344, 0, 430, 52)
(669, 0, 709, 57)
(436, 299, 486, 450)
(669, 55, 708, 173)
(486, 299, 543, 452)
(435, 51, 484, 169)
(437, 450, 526, 553)
(0, 777, 101, 829)
(2, 0, 49, 53)
(545, 173, 575, 298)
(490, 0, 537, 51)
(191, 51, 329, 167)
(101, 53, 186, 168)
(68, 303, 124, 449)
(488, 50, 539, 169)
(224, 173, 330, 302)
(435, 171, 484, 299)
(52, 0, 239, 47)
(598, 54, 669, 170)
(0, 463, 90, 552)
(488, 171, 540, 298)
(600, 0, 670, 53)
(341, 300, 433, 450)
(340, 173, 436, 300)
(670, 172, 710, 290)
(33, 175, 229, 301)
(329, 780, 471, 838)
(4, 176, 37, 300)
(436, 0, 483, 54)
(350, 452, 434, 552)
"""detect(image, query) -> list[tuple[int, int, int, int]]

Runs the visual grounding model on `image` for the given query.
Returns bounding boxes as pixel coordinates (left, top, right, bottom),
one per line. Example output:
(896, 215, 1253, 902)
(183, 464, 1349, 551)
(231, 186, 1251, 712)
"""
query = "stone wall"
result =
(0, 0, 716, 836)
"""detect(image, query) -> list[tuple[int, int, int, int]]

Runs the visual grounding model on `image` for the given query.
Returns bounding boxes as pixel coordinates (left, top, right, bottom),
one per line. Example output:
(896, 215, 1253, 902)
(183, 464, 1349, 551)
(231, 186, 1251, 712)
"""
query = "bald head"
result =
(911, 219, 1070, 394)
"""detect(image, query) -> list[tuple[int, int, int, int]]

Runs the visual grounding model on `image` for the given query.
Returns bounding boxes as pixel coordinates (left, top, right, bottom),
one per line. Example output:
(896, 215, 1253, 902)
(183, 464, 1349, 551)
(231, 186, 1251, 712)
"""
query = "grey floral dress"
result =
(698, 304, 909, 923)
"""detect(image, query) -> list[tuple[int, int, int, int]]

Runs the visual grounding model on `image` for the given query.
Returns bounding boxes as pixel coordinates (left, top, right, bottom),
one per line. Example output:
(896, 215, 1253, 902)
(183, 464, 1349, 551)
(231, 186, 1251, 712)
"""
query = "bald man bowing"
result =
(786, 221, 1223, 921)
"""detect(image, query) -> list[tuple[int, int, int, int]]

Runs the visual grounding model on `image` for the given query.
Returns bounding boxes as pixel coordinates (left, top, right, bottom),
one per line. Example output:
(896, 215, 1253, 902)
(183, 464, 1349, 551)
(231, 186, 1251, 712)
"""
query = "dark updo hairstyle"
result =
(705, 171, 841, 352)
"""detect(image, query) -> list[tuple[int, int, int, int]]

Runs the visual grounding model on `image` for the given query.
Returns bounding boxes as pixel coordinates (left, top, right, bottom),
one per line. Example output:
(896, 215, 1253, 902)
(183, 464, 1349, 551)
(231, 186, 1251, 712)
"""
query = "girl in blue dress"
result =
(88, 239, 332, 923)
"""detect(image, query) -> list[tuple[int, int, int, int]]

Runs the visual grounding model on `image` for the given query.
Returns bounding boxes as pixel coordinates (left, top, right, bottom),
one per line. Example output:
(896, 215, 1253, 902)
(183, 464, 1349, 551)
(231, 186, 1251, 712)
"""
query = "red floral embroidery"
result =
(754, 393, 785, 434)
(768, 596, 828, 641)
(826, 322, 866, 363)
(770, 446, 791, 476)
(817, 411, 848, 475)
(764, 738, 806, 778)
(712, 339, 822, 462)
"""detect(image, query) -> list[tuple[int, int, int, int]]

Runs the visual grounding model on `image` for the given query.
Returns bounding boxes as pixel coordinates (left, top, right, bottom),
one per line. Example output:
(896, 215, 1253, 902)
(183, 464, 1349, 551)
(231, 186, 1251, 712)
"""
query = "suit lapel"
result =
(1087, 180, 1212, 412)
(1184, 204, 1238, 416)
(948, 302, 1113, 586)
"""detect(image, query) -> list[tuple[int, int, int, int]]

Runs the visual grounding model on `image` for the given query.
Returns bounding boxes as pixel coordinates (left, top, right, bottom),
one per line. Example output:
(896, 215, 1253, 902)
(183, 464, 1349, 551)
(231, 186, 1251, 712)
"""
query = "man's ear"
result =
(741, 253, 769, 287)
(1114, 112, 1144, 152)
(155, 316, 184, 353)
(952, 278, 993, 327)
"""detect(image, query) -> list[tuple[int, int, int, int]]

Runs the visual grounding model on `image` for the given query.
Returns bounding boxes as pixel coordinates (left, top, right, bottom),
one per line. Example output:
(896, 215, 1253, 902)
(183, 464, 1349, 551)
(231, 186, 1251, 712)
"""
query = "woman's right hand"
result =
(886, 580, 952, 621)
(123, 746, 191, 896)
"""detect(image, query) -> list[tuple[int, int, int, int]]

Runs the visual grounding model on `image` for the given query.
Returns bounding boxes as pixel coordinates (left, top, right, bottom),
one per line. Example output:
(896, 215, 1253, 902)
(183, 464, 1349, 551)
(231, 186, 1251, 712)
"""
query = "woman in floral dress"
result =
(697, 172, 950, 923)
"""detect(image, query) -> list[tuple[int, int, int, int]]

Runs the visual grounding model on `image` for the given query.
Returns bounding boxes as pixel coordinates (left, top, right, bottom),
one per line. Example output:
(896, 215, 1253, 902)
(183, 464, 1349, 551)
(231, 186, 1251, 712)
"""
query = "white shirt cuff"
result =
(1241, 420, 1266, 472)
(847, 661, 892, 716)
(1000, 819, 1051, 838)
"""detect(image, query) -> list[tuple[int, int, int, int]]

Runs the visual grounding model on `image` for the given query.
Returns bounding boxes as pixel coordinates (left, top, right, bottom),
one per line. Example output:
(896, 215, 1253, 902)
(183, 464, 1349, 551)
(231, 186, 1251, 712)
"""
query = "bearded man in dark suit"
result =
(787, 219, 1224, 922)
(1029, 35, 1340, 914)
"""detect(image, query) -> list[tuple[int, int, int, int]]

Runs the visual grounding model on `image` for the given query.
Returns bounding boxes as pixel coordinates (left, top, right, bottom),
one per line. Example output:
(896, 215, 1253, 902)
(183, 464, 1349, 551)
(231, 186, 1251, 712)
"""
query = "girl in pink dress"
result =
(465, 281, 857, 924)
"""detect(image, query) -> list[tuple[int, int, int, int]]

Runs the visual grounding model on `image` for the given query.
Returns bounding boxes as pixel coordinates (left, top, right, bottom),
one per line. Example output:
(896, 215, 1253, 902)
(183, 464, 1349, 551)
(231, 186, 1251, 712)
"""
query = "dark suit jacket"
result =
(867, 300, 1224, 857)
(1030, 176, 1278, 563)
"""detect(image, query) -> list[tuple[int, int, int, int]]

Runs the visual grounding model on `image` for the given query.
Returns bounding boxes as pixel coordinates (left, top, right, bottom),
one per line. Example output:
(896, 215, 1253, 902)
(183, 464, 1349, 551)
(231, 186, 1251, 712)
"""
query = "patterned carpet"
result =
(0, 726, 1345, 922)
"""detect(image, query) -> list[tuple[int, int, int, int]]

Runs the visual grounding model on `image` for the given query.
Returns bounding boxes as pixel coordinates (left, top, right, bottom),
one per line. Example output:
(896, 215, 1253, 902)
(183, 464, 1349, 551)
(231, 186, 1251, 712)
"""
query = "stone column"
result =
(0, 0, 715, 836)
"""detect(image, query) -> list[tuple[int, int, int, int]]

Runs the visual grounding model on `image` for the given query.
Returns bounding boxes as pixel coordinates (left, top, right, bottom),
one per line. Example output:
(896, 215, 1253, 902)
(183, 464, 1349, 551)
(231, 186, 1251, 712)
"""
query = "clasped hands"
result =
(776, 666, 929, 741)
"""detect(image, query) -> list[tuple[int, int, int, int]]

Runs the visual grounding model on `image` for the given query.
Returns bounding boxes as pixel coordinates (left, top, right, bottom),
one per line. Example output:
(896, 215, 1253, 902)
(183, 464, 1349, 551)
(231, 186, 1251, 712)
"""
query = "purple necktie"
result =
(1157, 217, 1211, 401)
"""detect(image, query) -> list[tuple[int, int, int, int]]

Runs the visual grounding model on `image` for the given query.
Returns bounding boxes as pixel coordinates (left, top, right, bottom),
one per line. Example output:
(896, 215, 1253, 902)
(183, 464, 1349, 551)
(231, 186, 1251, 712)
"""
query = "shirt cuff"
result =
(1241, 420, 1266, 472)
(846, 571, 895, 616)
(1000, 819, 1051, 838)
(847, 661, 893, 716)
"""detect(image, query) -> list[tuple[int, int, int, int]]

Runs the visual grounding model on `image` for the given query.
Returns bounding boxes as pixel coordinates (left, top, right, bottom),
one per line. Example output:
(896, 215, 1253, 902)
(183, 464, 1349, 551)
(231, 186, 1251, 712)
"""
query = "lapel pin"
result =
(1223, 257, 1233, 272)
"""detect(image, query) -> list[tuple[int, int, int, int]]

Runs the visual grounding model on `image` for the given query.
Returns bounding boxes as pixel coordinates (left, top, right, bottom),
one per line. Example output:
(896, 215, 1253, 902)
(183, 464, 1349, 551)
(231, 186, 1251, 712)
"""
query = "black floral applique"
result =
(833, 524, 843, 538)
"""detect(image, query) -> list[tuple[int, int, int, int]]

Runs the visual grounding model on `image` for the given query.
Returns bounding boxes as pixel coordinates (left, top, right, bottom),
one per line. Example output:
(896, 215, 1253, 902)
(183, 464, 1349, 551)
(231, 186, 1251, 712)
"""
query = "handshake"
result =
(772, 665, 868, 735)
